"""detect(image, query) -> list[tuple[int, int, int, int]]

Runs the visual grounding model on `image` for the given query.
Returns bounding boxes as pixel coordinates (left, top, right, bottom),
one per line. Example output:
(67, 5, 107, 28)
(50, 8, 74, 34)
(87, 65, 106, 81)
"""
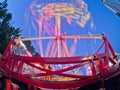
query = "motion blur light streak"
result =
(24, 0, 96, 57)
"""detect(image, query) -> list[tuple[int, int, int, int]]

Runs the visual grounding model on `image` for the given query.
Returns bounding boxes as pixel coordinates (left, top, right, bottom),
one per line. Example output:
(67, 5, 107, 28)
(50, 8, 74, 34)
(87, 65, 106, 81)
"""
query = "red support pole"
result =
(96, 59, 102, 74)
(103, 37, 109, 69)
(3, 40, 14, 59)
(6, 79, 11, 90)
(90, 61, 96, 76)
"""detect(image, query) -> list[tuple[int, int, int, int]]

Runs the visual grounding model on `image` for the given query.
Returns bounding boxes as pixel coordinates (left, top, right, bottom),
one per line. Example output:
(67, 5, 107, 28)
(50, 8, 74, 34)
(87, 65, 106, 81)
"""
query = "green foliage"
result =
(0, 0, 21, 54)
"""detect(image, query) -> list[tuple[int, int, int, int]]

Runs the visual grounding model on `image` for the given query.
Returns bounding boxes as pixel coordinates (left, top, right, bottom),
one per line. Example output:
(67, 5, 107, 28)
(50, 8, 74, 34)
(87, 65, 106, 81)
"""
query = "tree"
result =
(0, 0, 21, 54)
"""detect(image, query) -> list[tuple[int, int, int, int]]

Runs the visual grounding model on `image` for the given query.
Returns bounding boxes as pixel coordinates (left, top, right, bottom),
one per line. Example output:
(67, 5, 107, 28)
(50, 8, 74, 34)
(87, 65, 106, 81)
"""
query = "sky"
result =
(6, 0, 120, 54)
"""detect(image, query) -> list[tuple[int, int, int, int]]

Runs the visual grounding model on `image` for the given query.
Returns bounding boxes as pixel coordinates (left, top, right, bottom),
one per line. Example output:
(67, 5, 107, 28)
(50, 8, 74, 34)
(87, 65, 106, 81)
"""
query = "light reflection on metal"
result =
(15, 35, 102, 42)
(102, 0, 120, 16)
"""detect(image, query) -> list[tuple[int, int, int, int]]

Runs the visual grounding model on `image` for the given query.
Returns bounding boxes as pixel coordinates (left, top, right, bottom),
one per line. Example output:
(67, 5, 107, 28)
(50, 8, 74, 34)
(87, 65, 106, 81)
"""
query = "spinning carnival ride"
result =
(0, 0, 120, 90)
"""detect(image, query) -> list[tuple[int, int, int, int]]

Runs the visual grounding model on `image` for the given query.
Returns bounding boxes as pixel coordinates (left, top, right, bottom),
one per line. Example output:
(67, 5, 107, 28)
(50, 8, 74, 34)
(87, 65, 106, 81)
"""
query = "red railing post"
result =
(96, 59, 102, 74)
(90, 61, 96, 76)
(6, 79, 11, 90)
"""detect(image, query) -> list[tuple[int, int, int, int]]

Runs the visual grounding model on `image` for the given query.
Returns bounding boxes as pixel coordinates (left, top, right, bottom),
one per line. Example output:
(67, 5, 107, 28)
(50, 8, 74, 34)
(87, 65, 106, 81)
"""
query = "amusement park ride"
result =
(0, 0, 120, 90)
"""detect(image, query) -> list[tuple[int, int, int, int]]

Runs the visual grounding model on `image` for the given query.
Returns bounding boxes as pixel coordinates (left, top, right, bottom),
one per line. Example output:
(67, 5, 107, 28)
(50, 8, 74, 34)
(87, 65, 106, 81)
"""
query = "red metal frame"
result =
(0, 35, 119, 89)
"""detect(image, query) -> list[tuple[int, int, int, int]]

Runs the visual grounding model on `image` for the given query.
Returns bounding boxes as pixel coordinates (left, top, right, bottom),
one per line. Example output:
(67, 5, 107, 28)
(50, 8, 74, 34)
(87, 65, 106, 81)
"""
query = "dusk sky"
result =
(7, 0, 120, 54)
